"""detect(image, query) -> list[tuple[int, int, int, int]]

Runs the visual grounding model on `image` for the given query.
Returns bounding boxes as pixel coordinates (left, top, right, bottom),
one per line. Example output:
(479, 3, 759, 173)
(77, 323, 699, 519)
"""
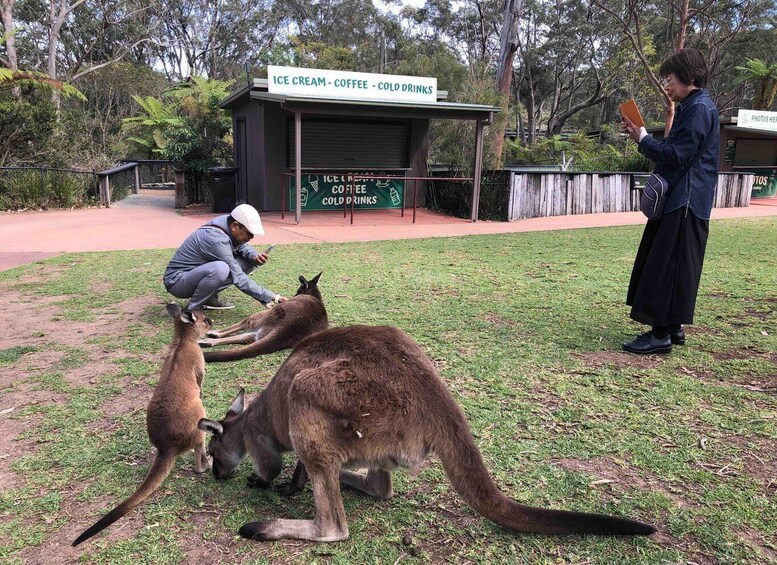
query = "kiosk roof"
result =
(220, 78, 500, 122)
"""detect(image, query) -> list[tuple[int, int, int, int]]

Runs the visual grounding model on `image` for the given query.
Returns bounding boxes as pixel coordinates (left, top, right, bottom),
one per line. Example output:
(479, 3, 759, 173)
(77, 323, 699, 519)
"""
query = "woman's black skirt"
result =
(626, 207, 709, 326)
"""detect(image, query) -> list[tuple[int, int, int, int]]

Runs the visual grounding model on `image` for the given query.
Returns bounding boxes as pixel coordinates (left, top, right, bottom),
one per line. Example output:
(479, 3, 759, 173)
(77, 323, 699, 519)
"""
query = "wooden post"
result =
(133, 164, 141, 194)
(99, 175, 110, 207)
(174, 170, 185, 209)
(471, 119, 485, 222)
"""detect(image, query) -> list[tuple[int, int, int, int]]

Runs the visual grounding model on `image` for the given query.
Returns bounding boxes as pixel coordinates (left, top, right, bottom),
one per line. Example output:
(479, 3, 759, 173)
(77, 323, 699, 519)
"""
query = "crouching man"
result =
(163, 204, 287, 310)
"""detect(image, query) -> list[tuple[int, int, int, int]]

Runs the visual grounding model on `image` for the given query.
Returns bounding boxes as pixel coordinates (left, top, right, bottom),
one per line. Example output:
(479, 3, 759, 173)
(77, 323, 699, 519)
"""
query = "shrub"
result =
(0, 168, 97, 211)
(505, 128, 649, 172)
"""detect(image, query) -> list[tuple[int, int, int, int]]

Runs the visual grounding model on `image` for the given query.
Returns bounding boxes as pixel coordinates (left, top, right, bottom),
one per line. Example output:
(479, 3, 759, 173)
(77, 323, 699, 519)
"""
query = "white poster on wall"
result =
(267, 66, 437, 104)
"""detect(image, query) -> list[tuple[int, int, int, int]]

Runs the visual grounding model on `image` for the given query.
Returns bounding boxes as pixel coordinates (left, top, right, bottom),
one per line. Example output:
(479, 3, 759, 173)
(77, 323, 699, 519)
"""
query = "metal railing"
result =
(280, 170, 474, 224)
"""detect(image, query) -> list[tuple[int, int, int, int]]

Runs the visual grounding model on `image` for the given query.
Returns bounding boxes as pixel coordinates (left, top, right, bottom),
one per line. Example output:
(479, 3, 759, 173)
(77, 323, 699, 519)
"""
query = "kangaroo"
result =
(198, 325, 657, 542)
(199, 272, 327, 363)
(73, 304, 213, 547)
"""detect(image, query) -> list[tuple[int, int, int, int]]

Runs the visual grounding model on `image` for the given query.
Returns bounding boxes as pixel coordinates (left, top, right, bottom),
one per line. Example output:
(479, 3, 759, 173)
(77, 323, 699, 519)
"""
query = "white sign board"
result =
(267, 66, 437, 104)
(737, 109, 777, 132)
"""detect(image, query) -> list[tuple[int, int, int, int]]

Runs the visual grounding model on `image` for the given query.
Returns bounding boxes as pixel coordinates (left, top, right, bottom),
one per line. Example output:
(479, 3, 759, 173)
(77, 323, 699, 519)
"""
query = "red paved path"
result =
(1, 192, 775, 271)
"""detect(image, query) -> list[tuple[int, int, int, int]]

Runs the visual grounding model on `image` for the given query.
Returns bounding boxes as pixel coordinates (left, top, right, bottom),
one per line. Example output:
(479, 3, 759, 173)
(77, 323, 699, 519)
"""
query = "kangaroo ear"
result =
(298, 275, 308, 288)
(166, 303, 181, 319)
(198, 418, 223, 437)
(228, 388, 246, 416)
(310, 271, 323, 285)
(180, 309, 196, 324)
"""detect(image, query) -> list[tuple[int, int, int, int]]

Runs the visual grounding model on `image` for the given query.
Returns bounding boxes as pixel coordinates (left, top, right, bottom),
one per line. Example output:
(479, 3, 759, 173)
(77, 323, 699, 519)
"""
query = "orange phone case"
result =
(619, 99, 645, 128)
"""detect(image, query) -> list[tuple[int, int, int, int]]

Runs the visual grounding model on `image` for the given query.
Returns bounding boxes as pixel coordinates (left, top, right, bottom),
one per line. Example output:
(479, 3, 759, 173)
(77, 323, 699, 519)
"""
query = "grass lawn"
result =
(0, 216, 774, 564)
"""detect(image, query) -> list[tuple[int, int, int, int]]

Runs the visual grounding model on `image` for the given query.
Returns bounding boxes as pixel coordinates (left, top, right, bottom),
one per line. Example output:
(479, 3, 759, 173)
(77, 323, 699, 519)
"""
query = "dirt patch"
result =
(554, 457, 698, 510)
(682, 347, 777, 395)
(743, 308, 773, 320)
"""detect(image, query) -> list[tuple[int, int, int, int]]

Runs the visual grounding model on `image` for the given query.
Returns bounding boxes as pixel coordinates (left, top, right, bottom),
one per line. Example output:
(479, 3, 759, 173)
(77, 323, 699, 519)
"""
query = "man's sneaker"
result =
(201, 295, 234, 310)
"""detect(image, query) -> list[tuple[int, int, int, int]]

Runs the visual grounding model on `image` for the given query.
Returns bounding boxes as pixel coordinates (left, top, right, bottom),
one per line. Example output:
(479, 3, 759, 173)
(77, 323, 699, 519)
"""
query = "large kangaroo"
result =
(200, 272, 327, 363)
(73, 304, 213, 547)
(198, 325, 656, 542)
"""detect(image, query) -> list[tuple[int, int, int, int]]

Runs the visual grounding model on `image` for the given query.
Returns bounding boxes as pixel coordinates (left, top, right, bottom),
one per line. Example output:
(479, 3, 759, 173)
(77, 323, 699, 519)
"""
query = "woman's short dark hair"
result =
(659, 48, 709, 88)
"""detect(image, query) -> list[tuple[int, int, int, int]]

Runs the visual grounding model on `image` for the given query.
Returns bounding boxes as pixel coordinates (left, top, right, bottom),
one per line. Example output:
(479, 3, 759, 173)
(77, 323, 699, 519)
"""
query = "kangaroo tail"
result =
(203, 335, 284, 362)
(432, 408, 656, 536)
(72, 452, 176, 546)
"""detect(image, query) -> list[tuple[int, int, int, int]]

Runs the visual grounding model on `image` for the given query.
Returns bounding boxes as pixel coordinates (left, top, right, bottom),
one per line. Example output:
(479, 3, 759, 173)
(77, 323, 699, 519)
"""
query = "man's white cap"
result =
(231, 204, 264, 236)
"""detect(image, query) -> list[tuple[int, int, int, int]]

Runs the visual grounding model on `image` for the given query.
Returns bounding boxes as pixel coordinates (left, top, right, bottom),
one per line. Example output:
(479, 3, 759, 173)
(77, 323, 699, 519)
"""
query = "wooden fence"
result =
(507, 172, 754, 220)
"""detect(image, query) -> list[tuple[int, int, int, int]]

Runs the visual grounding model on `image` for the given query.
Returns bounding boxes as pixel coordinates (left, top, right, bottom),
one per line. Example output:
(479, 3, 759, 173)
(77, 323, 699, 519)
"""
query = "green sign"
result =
(288, 174, 404, 211)
(751, 171, 777, 198)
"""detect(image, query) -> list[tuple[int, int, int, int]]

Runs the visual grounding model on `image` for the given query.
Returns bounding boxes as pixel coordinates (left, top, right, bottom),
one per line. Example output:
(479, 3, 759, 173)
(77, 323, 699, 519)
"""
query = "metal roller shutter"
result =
(288, 119, 408, 168)
(733, 139, 777, 167)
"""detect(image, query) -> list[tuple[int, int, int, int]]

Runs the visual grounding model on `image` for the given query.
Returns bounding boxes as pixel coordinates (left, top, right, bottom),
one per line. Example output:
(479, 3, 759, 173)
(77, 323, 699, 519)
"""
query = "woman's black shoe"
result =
(670, 328, 686, 345)
(623, 331, 672, 354)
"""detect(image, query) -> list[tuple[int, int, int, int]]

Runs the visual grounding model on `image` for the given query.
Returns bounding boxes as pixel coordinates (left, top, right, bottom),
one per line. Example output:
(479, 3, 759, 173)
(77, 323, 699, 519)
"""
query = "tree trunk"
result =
(675, 0, 690, 50)
(492, 0, 524, 166)
(665, 0, 690, 133)
(0, 0, 20, 99)
(1, 0, 17, 70)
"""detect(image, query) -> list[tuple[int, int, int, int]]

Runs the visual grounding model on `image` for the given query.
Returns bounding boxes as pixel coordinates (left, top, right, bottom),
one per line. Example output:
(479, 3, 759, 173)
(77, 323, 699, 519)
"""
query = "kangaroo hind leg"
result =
(205, 319, 250, 339)
(239, 465, 349, 542)
(199, 327, 269, 348)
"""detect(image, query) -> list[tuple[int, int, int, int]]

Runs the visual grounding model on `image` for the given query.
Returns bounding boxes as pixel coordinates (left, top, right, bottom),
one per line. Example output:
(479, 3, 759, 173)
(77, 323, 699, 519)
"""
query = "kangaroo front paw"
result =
(247, 473, 270, 489)
(278, 480, 304, 496)
(195, 454, 212, 473)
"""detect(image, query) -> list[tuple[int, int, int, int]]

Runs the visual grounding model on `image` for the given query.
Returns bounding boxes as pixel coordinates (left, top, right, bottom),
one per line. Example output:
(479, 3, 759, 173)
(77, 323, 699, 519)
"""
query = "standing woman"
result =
(621, 48, 720, 354)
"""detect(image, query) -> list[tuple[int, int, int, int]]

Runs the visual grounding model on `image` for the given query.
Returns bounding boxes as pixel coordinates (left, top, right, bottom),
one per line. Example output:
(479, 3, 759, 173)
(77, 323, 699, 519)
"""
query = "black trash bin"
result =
(206, 167, 237, 213)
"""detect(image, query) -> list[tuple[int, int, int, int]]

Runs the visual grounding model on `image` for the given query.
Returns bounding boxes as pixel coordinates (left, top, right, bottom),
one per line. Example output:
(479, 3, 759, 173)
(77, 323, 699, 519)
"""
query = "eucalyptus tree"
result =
(280, 0, 395, 72)
(151, 0, 286, 80)
(8, 0, 159, 107)
(510, 0, 626, 144)
(592, 0, 769, 130)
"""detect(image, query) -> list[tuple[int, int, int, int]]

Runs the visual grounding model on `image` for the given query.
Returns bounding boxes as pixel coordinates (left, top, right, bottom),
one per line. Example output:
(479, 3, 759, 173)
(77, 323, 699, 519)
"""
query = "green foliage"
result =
(735, 58, 777, 110)
(506, 130, 649, 172)
(122, 95, 185, 157)
(120, 76, 234, 203)
(0, 169, 97, 210)
(0, 346, 38, 365)
(0, 95, 59, 167)
(289, 38, 359, 71)
(0, 69, 86, 101)
(429, 169, 510, 221)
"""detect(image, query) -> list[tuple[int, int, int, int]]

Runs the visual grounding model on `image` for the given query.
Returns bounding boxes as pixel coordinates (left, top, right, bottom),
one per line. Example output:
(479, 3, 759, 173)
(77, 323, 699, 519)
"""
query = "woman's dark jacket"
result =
(637, 89, 720, 219)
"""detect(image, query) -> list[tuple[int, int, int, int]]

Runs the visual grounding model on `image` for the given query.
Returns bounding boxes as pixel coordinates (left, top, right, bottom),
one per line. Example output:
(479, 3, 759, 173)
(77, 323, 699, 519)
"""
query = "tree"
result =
(490, 0, 522, 165)
(122, 76, 233, 201)
(592, 0, 766, 132)
(736, 58, 777, 110)
(22, 0, 157, 107)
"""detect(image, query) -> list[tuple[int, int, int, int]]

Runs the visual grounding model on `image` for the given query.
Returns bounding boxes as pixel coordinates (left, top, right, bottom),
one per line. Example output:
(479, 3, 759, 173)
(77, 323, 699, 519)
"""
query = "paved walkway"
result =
(1, 192, 776, 271)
